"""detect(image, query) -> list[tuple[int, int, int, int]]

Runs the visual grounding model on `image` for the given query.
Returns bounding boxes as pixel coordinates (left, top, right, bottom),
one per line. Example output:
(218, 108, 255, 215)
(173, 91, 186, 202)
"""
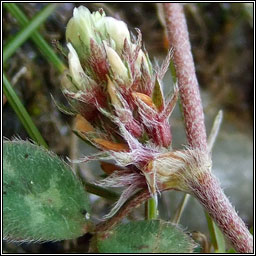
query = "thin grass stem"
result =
(3, 3, 63, 72)
(3, 73, 48, 148)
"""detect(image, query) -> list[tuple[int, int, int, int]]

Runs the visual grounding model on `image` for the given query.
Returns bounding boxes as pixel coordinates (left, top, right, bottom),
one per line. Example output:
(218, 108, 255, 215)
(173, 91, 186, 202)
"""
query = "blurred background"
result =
(3, 3, 253, 253)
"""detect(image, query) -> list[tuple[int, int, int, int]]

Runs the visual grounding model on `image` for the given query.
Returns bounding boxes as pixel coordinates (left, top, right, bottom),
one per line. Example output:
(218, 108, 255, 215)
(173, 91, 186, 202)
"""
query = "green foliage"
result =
(3, 74, 48, 148)
(93, 220, 195, 253)
(3, 140, 91, 242)
(3, 3, 66, 73)
(3, 4, 57, 63)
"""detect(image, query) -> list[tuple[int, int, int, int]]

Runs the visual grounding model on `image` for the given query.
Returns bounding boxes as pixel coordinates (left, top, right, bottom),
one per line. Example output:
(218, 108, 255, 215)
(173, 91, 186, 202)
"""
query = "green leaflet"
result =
(93, 220, 195, 253)
(3, 140, 91, 242)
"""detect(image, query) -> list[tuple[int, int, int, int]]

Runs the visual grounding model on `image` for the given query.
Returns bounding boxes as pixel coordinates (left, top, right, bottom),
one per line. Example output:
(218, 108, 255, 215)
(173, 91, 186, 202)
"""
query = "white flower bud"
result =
(67, 43, 86, 89)
(104, 43, 128, 82)
(135, 49, 150, 72)
(66, 6, 104, 54)
(66, 6, 131, 62)
(96, 17, 130, 52)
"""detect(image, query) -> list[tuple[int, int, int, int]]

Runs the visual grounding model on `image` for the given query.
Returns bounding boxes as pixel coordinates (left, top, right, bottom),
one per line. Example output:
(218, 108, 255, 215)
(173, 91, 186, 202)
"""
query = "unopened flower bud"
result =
(66, 6, 99, 56)
(96, 17, 130, 52)
(135, 49, 150, 72)
(66, 6, 130, 61)
(104, 43, 128, 83)
(67, 43, 86, 89)
(129, 42, 152, 75)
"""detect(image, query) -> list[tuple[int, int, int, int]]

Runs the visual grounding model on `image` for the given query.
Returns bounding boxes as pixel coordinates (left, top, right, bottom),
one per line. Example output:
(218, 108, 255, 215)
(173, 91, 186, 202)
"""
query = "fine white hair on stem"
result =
(67, 151, 112, 163)
(94, 171, 142, 188)
(154, 148, 212, 192)
(102, 183, 141, 219)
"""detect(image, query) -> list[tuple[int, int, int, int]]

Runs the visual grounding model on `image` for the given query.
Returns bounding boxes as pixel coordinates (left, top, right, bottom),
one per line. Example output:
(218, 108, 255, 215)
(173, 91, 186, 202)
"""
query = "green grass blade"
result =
(3, 4, 57, 64)
(4, 3, 29, 25)
(172, 193, 190, 224)
(4, 3, 66, 73)
(205, 211, 226, 253)
(3, 73, 48, 148)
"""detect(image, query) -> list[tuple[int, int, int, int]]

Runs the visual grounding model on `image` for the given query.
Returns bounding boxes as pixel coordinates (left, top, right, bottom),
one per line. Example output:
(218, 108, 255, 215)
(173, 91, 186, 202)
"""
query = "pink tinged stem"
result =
(189, 172, 253, 253)
(163, 3, 208, 152)
(163, 3, 253, 253)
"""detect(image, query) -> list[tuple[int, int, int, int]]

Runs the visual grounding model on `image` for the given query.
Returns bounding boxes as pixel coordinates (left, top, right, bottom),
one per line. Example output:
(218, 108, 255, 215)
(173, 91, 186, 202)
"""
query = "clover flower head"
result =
(61, 6, 183, 218)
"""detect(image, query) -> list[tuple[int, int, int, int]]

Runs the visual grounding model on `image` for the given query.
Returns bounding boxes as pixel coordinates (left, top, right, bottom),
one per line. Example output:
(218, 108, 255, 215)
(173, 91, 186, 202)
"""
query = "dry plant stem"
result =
(163, 3, 253, 253)
(190, 172, 253, 253)
(163, 3, 207, 151)
(95, 189, 150, 232)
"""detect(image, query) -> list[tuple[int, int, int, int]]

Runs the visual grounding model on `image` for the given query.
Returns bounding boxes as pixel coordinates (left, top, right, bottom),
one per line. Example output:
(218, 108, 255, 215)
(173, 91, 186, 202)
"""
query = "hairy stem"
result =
(189, 172, 253, 253)
(163, 3, 253, 253)
(163, 3, 207, 152)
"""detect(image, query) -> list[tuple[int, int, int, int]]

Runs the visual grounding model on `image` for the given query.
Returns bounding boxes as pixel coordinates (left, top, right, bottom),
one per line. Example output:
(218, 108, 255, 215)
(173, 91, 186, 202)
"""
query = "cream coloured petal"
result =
(67, 43, 86, 89)
(104, 43, 128, 82)
(96, 17, 130, 52)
